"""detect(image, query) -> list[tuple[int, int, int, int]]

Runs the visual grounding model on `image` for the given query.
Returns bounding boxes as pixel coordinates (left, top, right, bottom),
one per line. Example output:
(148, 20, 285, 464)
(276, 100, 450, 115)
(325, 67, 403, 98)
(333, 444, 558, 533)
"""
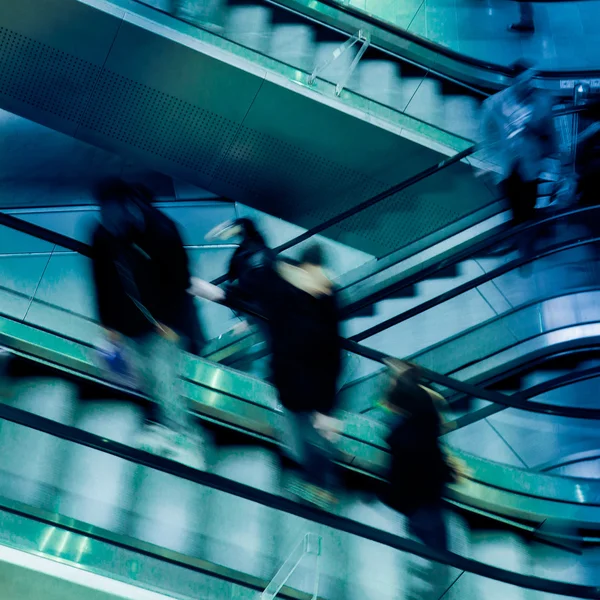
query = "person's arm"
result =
(189, 277, 226, 302)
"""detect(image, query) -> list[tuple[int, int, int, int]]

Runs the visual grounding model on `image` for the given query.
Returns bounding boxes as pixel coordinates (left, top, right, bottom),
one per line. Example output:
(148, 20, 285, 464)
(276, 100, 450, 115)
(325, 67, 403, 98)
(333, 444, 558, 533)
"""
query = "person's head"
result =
(510, 59, 537, 102)
(205, 217, 265, 244)
(381, 358, 424, 416)
(299, 243, 327, 269)
(94, 178, 145, 239)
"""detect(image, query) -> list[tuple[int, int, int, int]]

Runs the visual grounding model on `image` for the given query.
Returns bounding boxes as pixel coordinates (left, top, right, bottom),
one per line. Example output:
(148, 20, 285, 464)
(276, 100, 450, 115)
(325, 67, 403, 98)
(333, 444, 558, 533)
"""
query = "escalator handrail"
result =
(449, 362, 600, 433)
(340, 202, 600, 317)
(0, 400, 597, 598)
(291, 0, 600, 80)
(209, 143, 476, 286)
(2, 208, 600, 420)
(350, 231, 600, 344)
(0, 209, 524, 409)
(405, 286, 600, 379)
(134, 0, 491, 96)
(209, 103, 584, 288)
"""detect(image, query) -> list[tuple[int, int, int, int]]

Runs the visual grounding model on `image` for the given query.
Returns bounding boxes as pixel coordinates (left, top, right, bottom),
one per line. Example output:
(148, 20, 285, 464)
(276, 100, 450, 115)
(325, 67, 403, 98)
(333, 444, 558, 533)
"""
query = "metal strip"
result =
(5, 310, 600, 514)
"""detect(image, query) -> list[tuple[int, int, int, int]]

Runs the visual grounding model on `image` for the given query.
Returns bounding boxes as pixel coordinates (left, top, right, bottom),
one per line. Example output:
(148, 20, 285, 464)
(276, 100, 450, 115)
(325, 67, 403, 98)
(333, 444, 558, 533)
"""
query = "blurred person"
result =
(191, 243, 342, 508)
(131, 183, 206, 356)
(91, 178, 205, 466)
(378, 359, 466, 552)
(509, 2, 534, 33)
(482, 60, 556, 259)
(206, 217, 275, 337)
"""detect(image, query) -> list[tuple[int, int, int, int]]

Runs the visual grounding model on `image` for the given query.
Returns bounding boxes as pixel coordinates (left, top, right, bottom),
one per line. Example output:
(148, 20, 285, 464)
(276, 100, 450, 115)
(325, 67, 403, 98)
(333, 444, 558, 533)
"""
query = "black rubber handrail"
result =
(450, 362, 600, 433)
(406, 286, 600, 380)
(208, 103, 584, 288)
(2, 208, 600, 419)
(341, 203, 600, 318)
(443, 344, 600, 408)
(350, 234, 600, 344)
(210, 144, 476, 286)
(0, 401, 597, 598)
(0, 210, 531, 409)
(309, 0, 600, 79)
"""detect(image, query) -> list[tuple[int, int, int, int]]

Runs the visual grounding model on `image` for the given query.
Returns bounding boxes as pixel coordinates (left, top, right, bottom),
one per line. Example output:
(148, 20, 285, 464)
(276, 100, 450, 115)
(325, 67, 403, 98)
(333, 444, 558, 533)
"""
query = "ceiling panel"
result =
(0, 0, 496, 256)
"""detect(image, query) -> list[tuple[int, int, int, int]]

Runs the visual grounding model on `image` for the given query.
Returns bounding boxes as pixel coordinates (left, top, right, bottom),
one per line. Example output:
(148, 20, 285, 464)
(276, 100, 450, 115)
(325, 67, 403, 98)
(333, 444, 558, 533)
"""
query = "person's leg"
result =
(291, 412, 338, 508)
(149, 332, 188, 434)
(517, 177, 538, 265)
(180, 294, 205, 357)
(520, 2, 534, 27)
(509, 2, 534, 32)
(132, 333, 170, 452)
(406, 503, 451, 600)
(504, 168, 525, 227)
(280, 409, 308, 467)
(408, 503, 449, 552)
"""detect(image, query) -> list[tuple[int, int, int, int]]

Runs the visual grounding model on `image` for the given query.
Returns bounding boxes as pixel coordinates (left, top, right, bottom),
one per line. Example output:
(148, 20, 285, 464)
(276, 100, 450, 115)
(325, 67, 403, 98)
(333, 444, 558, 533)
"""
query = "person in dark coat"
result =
(379, 359, 452, 552)
(190, 242, 342, 506)
(90, 178, 205, 466)
(92, 181, 204, 354)
(206, 217, 275, 335)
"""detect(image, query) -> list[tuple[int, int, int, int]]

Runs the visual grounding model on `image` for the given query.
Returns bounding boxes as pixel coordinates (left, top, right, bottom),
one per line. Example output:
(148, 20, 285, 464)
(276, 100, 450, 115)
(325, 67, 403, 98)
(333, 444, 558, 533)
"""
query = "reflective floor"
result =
(344, 0, 600, 70)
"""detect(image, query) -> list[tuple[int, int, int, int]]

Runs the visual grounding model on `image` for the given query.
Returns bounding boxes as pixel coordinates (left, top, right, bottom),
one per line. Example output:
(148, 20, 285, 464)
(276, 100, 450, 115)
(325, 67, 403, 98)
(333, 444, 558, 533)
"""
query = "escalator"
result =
(295, 204, 600, 399)
(1, 374, 599, 600)
(0, 199, 600, 596)
(1, 0, 590, 265)
(4, 206, 596, 528)
(0, 0, 556, 264)
(1, 151, 598, 478)
(2, 302, 600, 599)
(212, 201, 597, 379)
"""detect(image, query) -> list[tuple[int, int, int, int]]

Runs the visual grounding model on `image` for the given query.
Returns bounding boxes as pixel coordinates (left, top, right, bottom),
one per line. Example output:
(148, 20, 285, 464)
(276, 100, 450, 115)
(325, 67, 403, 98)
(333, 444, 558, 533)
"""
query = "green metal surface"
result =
(0, 496, 312, 600)
(1, 310, 600, 532)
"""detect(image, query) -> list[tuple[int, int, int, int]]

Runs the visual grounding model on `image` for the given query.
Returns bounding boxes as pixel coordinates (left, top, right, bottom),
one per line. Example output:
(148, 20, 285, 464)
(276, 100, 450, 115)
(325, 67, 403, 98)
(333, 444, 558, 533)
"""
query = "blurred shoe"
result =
(136, 423, 170, 455)
(508, 22, 534, 33)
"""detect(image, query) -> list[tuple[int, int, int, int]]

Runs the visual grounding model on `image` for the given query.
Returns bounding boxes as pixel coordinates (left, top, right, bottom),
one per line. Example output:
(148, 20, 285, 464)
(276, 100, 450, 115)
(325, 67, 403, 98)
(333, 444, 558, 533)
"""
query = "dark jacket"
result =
(227, 259, 342, 414)
(91, 205, 198, 342)
(226, 237, 275, 311)
(382, 384, 451, 515)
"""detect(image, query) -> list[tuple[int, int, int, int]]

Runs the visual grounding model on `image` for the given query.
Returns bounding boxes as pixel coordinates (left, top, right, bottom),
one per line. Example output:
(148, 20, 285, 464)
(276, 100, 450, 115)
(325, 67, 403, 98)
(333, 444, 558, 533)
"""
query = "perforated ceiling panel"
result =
(80, 69, 242, 179)
(0, 27, 99, 126)
(0, 0, 496, 257)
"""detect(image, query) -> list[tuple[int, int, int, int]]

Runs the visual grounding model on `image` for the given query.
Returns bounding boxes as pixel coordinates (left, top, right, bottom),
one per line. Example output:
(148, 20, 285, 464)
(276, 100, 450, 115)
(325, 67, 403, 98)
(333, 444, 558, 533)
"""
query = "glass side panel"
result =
(127, 0, 478, 146)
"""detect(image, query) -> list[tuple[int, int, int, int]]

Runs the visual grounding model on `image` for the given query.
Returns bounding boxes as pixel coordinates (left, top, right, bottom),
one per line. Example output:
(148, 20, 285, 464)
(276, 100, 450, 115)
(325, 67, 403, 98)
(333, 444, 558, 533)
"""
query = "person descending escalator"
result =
(482, 60, 557, 264)
(206, 217, 275, 338)
(378, 359, 468, 552)
(90, 178, 206, 468)
(575, 110, 600, 207)
(190, 242, 343, 508)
